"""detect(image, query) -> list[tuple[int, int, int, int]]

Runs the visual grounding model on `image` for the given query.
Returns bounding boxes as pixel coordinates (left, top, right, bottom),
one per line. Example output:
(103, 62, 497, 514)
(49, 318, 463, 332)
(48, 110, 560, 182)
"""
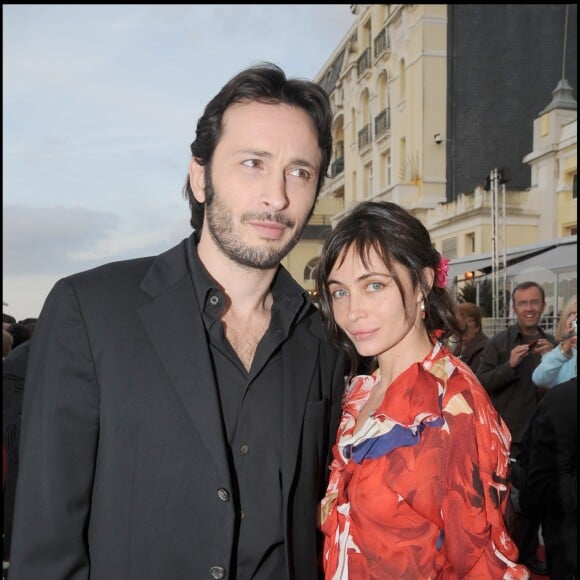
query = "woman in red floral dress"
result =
(315, 201, 529, 579)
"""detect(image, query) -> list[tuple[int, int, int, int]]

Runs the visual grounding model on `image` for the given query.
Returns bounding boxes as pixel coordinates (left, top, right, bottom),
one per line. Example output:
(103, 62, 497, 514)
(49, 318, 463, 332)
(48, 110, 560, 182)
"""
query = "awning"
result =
(447, 236, 577, 282)
(504, 242, 577, 275)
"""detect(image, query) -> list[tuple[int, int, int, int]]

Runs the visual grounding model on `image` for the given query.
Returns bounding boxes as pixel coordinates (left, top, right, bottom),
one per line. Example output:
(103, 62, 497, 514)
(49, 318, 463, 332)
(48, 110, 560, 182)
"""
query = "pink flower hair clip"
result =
(435, 255, 450, 288)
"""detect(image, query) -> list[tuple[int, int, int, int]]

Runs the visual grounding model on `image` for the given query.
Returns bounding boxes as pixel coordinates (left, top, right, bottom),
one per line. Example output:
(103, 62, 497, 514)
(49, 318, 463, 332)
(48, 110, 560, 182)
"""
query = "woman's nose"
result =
(347, 298, 367, 321)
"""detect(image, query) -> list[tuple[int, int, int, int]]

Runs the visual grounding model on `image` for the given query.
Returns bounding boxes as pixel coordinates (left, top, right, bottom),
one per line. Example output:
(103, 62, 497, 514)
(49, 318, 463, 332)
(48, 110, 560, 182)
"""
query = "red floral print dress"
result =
(319, 342, 529, 579)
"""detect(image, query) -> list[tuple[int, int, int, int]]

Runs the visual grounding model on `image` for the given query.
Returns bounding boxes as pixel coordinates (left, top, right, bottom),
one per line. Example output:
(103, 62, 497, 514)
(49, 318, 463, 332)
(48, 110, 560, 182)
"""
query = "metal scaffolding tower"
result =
(487, 168, 509, 317)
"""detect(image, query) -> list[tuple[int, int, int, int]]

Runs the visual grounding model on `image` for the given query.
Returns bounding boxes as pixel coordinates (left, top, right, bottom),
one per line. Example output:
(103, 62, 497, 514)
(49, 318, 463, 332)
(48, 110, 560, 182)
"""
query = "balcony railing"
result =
(374, 28, 389, 59)
(358, 124, 371, 150)
(331, 157, 344, 178)
(357, 48, 371, 78)
(374, 107, 391, 138)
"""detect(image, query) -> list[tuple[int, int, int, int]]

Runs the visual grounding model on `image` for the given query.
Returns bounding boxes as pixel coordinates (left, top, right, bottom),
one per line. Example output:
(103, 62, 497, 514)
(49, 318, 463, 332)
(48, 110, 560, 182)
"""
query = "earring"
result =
(420, 298, 426, 319)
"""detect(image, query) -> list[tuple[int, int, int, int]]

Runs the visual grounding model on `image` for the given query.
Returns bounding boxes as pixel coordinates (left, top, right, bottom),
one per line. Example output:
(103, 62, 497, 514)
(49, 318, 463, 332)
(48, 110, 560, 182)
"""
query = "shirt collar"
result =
(187, 234, 311, 326)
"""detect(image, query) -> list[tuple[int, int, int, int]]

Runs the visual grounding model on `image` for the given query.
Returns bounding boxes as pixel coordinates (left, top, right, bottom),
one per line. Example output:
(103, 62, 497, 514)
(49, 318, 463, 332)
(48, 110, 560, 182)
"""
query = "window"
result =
(442, 237, 458, 259)
(465, 232, 476, 254)
(304, 257, 320, 281)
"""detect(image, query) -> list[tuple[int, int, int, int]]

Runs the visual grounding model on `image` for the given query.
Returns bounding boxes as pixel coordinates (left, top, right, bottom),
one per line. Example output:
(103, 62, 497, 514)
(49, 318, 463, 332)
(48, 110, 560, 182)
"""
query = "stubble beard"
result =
(204, 177, 311, 270)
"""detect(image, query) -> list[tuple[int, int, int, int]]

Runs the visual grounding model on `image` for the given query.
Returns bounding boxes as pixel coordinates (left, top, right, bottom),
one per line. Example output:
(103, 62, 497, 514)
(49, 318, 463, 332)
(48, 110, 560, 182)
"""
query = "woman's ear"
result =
(420, 266, 435, 299)
(188, 158, 206, 204)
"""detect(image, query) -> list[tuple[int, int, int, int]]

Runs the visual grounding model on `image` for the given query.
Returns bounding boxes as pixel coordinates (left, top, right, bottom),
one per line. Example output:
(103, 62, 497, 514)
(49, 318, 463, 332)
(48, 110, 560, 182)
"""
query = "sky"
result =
(3, 4, 356, 322)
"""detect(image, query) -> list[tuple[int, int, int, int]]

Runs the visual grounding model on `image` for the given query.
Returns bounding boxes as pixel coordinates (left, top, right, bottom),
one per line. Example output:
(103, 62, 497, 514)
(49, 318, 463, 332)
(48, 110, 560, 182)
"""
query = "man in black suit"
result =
(9, 63, 346, 580)
(518, 376, 577, 580)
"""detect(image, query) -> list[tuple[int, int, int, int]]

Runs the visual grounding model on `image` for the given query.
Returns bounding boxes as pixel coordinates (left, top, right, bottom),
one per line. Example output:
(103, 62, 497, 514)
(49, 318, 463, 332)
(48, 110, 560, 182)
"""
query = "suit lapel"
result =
(138, 238, 230, 480)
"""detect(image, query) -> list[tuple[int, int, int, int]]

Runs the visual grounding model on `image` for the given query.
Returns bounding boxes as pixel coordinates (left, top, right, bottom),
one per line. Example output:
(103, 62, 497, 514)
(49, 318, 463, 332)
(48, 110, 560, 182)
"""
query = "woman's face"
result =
(564, 306, 577, 348)
(326, 245, 423, 358)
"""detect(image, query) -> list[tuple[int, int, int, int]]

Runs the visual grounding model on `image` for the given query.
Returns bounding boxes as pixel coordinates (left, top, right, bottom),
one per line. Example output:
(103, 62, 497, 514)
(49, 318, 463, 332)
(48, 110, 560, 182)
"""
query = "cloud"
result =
(2, 4, 356, 321)
(3, 203, 193, 275)
(3, 204, 122, 275)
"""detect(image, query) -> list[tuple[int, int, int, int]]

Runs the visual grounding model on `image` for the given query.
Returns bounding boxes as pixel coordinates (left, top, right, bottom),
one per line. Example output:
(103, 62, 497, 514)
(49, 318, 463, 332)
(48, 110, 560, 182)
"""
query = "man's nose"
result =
(258, 172, 289, 211)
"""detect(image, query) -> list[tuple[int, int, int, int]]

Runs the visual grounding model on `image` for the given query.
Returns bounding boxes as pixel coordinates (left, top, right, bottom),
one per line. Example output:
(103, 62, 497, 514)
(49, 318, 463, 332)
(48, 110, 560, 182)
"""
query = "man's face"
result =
(193, 101, 321, 269)
(512, 286, 545, 332)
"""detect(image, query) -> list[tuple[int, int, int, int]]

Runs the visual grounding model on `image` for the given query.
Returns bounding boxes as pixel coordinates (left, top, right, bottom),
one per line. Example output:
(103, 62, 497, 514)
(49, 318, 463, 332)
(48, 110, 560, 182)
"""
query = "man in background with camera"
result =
(477, 280, 556, 575)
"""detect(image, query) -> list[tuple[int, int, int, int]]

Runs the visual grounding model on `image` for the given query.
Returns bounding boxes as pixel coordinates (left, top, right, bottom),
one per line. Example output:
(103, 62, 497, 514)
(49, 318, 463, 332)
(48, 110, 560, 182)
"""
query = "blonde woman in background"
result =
(532, 294, 577, 389)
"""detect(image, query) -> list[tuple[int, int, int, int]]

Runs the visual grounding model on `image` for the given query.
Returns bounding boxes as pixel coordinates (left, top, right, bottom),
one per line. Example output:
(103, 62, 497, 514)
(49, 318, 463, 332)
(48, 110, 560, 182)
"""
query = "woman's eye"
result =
(368, 282, 383, 292)
(331, 288, 348, 299)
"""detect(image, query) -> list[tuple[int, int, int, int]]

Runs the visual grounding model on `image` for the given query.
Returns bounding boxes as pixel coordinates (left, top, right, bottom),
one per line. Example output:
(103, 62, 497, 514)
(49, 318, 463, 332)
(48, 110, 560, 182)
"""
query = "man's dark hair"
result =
(182, 62, 333, 231)
(3, 313, 16, 325)
(7, 323, 32, 349)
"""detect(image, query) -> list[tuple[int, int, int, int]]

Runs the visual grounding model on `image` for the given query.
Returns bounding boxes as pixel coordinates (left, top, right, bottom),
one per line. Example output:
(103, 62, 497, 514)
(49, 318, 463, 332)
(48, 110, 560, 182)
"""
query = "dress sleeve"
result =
(440, 372, 529, 578)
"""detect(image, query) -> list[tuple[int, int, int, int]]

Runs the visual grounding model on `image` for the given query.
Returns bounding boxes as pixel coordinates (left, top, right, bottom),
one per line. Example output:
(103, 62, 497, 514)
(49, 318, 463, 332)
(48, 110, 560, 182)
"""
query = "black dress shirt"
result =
(189, 237, 308, 579)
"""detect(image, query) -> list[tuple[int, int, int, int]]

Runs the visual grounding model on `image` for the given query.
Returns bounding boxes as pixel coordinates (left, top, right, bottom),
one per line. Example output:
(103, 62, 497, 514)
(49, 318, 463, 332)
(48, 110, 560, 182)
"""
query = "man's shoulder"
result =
(66, 255, 155, 284)
(487, 324, 516, 344)
(63, 237, 189, 289)
(3, 340, 31, 378)
(542, 376, 577, 406)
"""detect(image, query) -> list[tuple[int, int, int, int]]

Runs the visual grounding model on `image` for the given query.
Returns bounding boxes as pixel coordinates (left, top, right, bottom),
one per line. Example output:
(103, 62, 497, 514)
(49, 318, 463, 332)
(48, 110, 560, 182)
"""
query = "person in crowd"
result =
(2, 339, 32, 573)
(453, 301, 489, 373)
(476, 281, 555, 576)
(518, 376, 577, 580)
(2, 330, 13, 359)
(9, 62, 346, 580)
(4, 324, 31, 351)
(2, 314, 16, 330)
(315, 200, 528, 579)
(532, 294, 576, 389)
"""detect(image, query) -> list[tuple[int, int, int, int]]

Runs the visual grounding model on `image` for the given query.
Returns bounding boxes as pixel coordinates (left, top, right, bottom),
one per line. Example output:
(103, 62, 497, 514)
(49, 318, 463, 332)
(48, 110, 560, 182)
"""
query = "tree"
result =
(457, 279, 493, 317)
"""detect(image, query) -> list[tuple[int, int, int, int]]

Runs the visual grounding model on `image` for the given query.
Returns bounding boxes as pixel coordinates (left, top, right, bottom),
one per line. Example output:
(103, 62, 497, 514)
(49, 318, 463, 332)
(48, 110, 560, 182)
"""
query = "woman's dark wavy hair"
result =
(182, 62, 333, 231)
(315, 201, 460, 378)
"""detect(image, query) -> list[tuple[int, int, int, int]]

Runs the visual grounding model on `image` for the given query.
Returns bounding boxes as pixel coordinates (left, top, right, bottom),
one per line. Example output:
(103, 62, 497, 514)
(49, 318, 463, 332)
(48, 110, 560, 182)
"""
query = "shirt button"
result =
(217, 488, 230, 502)
(209, 566, 226, 579)
(240, 444, 249, 454)
(209, 295, 219, 306)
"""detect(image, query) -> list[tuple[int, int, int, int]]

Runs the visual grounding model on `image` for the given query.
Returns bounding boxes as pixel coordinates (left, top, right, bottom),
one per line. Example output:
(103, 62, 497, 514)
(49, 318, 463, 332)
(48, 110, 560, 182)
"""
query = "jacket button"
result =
(209, 566, 225, 579)
(217, 488, 230, 502)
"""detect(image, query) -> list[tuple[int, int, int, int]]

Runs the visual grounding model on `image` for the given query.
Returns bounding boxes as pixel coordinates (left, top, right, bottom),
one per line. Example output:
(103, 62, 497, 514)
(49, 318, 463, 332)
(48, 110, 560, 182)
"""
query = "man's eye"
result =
(242, 159, 261, 168)
(288, 167, 311, 179)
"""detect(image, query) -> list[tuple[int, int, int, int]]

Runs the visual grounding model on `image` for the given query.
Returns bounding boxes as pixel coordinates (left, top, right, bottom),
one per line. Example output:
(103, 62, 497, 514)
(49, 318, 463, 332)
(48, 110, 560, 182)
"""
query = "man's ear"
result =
(188, 158, 206, 203)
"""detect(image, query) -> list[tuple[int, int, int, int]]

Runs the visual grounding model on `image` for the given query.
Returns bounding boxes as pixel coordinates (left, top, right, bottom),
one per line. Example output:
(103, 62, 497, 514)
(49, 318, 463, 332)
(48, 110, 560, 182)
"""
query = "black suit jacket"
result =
(9, 236, 346, 580)
(519, 376, 577, 579)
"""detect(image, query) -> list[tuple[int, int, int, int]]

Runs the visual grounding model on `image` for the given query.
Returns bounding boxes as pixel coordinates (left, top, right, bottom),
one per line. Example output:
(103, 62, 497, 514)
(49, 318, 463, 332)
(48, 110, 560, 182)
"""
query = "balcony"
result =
(358, 124, 371, 150)
(374, 28, 390, 59)
(331, 157, 344, 178)
(374, 107, 391, 139)
(357, 48, 371, 78)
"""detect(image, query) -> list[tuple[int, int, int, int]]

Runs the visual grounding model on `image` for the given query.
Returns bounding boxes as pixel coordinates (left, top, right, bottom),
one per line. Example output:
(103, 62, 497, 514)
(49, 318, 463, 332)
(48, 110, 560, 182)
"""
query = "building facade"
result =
(283, 4, 576, 315)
